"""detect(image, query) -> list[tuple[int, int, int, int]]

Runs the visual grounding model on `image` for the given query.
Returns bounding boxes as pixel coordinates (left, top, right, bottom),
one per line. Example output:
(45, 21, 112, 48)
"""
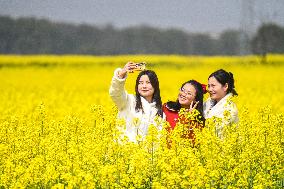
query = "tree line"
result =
(0, 15, 284, 55)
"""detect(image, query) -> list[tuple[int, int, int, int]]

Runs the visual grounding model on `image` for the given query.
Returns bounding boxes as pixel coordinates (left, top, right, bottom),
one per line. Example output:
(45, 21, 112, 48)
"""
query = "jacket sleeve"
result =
(109, 68, 130, 111)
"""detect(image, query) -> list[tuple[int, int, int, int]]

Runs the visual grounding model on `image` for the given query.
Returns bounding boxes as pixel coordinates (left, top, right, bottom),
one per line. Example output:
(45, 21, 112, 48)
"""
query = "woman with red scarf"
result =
(163, 80, 206, 141)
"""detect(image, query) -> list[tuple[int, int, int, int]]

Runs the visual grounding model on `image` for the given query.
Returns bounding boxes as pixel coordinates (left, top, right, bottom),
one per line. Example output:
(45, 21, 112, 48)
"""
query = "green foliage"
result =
(4, 16, 284, 55)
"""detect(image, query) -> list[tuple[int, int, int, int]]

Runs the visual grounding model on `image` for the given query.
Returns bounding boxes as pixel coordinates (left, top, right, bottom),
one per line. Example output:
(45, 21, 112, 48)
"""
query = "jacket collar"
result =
(140, 96, 156, 107)
(209, 93, 233, 109)
(165, 103, 178, 112)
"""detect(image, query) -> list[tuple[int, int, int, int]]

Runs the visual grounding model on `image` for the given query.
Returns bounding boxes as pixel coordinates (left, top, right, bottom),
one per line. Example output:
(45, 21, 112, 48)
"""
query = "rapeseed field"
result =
(0, 55, 283, 188)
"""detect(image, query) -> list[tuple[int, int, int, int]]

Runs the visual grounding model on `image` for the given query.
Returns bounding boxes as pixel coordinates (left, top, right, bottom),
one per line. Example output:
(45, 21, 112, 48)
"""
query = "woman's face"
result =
(208, 76, 228, 102)
(178, 83, 196, 108)
(138, 75, 155, 102)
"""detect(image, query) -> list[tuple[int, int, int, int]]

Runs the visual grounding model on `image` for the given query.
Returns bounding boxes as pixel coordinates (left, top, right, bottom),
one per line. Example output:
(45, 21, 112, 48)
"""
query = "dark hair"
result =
(135, 70, 163, 117)
(166, 80, 205, 120)
(208, 69, 238, 96)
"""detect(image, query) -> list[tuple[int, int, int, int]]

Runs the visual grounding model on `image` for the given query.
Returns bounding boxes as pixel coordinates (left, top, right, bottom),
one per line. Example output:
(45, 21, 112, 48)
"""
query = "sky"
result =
(0, 0, 284, 35)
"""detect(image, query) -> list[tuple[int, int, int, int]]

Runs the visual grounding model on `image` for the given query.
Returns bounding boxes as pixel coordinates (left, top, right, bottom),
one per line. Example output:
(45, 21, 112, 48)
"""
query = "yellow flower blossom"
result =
(0, 54, 283, 188)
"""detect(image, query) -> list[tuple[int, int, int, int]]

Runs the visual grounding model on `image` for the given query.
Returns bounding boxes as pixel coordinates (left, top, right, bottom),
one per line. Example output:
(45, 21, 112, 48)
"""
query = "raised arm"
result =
(109, 62, 137, 110)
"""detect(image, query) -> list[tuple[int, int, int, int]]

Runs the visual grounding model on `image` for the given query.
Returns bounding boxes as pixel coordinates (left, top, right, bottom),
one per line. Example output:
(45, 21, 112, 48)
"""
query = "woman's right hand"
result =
(117, 62, 137, 79)
(185, 101, 199, 113)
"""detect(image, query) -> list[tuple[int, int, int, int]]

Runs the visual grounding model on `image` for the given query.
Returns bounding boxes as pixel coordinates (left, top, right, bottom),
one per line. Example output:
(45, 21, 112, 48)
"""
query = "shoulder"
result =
(163, 103, 178, 120)
(162, 102, 173, 112)
(226, 100, 238, 114)
(203, 98, 214, 110)
(164, 101, 180, 112)
(203, 98, 211, 106)
(162, 103, 168, 111)
(224, 94, 238, 110)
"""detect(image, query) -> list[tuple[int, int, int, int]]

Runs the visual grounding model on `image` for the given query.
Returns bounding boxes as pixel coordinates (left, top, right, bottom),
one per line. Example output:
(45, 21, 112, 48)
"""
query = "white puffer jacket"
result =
(109, 68, 161, 142)
(203, 93, 238, 137)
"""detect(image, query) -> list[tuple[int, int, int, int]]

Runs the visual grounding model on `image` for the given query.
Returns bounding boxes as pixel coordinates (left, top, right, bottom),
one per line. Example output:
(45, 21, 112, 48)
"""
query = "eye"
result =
(180, 88, 192, 96)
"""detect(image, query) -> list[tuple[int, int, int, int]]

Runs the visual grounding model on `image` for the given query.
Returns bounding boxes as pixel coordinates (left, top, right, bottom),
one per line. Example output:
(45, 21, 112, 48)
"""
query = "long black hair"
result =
(135, 70, 163, 117)
(209, 69, 238, 96)
(166, 80, 205, 119)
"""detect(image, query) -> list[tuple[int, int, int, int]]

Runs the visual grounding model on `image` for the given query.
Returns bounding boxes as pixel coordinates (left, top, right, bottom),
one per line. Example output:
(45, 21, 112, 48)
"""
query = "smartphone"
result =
(134, 62, 146, 71)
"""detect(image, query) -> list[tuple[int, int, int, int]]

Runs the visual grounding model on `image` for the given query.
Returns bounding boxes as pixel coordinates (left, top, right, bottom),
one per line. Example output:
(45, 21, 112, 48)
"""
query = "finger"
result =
(125, 62, 134, 68)
(129, 64, 137, 69)
(193, 101, 199, 109)
(127, 62, 136, 67)
(126, 62, 137, 71)
(190, 101, 194, 109)
(124, 65, 133, 72)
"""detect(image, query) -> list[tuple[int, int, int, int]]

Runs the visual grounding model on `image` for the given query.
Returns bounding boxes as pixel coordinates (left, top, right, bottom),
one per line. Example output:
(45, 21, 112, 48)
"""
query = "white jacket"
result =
(203, 93, 238, 137)
(109, 68, 161, 142)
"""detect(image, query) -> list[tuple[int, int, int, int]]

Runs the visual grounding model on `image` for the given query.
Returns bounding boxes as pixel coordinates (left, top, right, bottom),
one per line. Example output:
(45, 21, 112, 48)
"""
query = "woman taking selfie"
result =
(109, 62, 163, 142)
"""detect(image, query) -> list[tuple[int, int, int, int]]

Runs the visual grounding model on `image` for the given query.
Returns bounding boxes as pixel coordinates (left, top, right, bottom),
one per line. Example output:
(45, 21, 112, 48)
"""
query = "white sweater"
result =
(203, 93, 238, 137)
(109, 68, 161, 142)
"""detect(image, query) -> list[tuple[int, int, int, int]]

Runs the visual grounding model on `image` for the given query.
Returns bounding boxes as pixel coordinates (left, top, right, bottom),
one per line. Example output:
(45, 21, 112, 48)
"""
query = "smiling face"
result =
(138, 75, 155, 102)
(208, 76, 228, 102)
(178, 83, 197, 108)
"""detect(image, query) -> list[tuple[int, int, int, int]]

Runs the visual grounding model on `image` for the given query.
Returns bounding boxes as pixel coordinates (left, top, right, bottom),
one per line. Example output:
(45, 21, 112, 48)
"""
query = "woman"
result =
(163, 80, 206, 140)
(109, 62, 163, 142)
(203, 69, 238, 137)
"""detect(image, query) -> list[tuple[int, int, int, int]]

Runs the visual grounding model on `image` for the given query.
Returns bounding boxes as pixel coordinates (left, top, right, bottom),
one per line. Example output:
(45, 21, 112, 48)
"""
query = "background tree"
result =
(251, 23, 284, 63)
(217, 30, 241, 55)
(1, 15, 284, 56)
(189, 34, 217, 55)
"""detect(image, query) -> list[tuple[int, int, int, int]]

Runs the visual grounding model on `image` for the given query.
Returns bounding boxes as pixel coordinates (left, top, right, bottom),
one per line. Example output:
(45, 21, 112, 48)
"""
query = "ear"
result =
(223, 83, 228, 92)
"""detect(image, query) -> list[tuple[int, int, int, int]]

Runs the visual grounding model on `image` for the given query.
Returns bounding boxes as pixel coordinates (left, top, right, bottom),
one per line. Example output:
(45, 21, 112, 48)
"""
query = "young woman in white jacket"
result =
(109, 62, 163, 142)
(203, 69, 238, 137)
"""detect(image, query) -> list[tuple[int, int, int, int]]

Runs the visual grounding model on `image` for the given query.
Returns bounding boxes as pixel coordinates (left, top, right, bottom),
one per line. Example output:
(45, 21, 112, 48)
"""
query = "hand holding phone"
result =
(118, 62, 146, 78)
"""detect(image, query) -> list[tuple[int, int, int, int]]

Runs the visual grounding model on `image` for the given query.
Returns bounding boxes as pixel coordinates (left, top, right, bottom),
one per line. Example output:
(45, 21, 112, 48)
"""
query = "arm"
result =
(109, 62, 137, 110)
(109, 68, 128, 111)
